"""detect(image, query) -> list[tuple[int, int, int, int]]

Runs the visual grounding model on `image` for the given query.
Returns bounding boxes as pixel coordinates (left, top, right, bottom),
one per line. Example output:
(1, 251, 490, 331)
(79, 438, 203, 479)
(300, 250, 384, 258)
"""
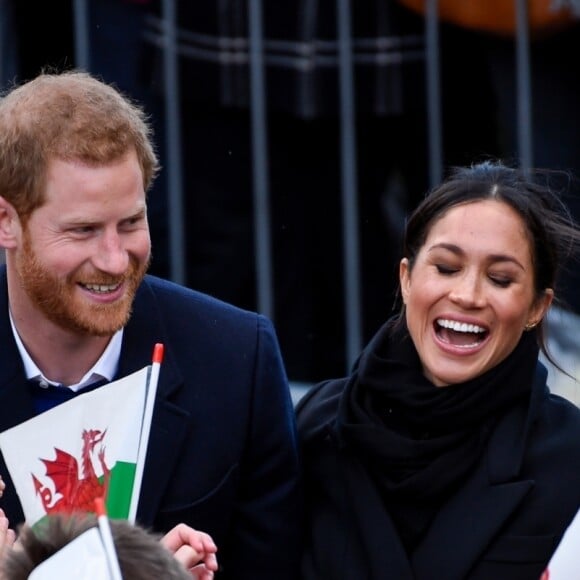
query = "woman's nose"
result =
(448, 273, 485, 308)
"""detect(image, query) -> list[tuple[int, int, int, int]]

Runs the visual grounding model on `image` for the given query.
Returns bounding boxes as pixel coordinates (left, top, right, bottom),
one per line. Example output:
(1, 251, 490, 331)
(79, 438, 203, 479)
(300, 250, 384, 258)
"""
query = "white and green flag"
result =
(0, 345, 163, 527)
(28, 526, 119, 580)
(542, 507, 580, 580)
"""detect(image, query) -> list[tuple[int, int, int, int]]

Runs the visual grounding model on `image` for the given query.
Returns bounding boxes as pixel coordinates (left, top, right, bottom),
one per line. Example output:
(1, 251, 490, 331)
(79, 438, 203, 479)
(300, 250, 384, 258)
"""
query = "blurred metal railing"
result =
(248, 0, 275, 320)
(337, 0, 363, 367)
(515, 0, 534, 171)
(159, 0, 187, 286)
(424, 0, 443, 187)
(63, 0, 532, 376)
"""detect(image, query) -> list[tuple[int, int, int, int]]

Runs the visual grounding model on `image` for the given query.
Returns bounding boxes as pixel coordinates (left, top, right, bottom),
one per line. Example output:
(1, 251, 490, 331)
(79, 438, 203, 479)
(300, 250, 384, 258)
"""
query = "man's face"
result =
(15, 150, 151, 336)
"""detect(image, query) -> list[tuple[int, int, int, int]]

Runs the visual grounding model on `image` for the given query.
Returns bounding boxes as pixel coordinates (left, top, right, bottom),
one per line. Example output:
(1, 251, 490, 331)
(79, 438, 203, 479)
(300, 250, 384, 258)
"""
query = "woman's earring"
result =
(524, 321, 538, 331)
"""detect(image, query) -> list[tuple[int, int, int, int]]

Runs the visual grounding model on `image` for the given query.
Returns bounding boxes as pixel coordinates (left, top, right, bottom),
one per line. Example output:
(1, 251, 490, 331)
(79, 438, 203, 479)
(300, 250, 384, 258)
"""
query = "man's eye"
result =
(72, 226, 95, 235)
(121, 216, 145, 229)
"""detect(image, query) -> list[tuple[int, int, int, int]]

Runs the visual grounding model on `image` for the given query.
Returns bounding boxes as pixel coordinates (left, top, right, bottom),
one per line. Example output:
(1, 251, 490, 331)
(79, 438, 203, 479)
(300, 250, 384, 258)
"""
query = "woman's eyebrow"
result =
(428, 242, 525, 270)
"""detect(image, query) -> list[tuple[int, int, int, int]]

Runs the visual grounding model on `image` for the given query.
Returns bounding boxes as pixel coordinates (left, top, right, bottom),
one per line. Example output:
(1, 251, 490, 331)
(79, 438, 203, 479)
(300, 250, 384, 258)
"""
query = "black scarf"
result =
(336, 320, 539, 553)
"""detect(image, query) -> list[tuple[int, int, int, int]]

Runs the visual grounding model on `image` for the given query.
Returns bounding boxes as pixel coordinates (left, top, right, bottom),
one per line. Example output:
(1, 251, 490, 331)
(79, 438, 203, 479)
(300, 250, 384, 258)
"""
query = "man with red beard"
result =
(0, 71, 301, 579)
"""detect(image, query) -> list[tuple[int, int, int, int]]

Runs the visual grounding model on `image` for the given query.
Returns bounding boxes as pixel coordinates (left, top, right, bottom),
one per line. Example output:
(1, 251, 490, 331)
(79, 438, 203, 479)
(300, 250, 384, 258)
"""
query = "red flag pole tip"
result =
(94, 496, 106, 517)
(152, 343, 164, 364)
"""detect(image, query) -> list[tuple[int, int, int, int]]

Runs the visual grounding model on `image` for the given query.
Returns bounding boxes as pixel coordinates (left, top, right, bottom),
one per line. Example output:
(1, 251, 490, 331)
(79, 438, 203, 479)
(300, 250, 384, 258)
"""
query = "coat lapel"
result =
(339, 450, 415, 579)
(412, 461, 533, 579)
(135, 392, 191, 525)
(0, 267, 36, 429)
(115, 278, 193, 526)
(0, 267, 37, 523)
(412, 370, 546, 580)
(0, 337, 36, 430)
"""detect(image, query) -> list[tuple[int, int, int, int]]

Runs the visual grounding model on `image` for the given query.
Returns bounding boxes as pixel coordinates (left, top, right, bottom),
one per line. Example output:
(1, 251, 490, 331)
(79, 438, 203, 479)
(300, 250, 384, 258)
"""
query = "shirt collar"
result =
(9, 310, 123, 392)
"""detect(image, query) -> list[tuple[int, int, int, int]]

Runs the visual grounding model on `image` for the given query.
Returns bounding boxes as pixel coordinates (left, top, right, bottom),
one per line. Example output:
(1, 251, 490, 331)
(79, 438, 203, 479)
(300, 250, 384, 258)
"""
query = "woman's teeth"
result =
(436, 319, 486, 334)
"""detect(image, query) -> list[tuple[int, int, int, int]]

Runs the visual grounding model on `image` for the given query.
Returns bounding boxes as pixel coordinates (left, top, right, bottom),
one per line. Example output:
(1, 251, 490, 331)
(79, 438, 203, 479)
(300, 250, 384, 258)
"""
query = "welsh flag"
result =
(0, 344, 163, 527)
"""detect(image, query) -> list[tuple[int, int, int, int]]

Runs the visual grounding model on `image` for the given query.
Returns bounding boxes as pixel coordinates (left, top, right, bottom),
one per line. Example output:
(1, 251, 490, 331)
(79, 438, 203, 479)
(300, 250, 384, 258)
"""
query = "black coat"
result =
(0, 267, 301, 579)
(297, 362, 580, 579)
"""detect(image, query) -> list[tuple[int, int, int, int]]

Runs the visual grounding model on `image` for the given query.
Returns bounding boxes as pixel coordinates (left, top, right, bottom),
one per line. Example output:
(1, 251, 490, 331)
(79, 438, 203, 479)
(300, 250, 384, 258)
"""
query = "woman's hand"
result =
(160, 523, 218, 579)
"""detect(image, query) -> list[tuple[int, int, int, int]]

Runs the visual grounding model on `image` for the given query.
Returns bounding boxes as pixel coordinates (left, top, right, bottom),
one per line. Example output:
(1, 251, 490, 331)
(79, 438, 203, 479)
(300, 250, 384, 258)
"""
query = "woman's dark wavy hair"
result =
(391, 160, 580, 371)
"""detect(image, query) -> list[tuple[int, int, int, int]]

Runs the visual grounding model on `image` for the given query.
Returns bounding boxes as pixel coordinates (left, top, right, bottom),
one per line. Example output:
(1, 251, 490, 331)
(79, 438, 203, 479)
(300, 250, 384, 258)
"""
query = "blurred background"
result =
(1, 0, 580, 402)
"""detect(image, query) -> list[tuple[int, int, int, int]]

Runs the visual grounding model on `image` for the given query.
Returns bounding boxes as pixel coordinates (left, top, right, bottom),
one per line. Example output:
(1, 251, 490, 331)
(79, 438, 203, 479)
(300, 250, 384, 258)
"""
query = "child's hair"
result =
(1, 513, 190, 580)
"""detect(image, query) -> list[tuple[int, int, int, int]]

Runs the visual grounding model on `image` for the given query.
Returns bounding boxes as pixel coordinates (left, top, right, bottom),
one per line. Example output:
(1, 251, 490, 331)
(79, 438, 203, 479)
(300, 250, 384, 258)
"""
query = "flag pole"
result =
(94, 497, 123, 580)
(128, 343, 164, 523)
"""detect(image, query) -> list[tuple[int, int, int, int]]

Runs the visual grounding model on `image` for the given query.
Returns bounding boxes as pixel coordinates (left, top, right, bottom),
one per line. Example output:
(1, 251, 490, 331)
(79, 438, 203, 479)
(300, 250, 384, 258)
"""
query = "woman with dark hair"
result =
(297, 160, 580, 579)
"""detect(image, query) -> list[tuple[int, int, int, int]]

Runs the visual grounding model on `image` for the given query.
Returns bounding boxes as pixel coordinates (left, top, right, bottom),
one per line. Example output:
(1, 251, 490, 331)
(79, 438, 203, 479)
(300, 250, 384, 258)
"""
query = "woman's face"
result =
(400, 199, 552, 387)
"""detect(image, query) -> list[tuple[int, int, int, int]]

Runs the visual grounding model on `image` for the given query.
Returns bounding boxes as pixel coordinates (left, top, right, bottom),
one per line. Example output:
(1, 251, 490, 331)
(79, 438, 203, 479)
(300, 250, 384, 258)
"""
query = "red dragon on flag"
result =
(31, 428, 111, 514)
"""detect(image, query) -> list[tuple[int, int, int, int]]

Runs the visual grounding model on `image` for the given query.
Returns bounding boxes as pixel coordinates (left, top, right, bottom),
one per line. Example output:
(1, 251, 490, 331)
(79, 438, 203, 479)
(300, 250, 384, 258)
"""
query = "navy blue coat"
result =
(297, 363, 580, 579)
(0, 267, 301, 579)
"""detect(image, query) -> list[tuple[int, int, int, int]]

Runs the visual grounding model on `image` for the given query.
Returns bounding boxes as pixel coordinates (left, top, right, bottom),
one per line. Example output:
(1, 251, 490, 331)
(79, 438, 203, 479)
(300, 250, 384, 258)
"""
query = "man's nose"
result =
(92, 231, 129, 275)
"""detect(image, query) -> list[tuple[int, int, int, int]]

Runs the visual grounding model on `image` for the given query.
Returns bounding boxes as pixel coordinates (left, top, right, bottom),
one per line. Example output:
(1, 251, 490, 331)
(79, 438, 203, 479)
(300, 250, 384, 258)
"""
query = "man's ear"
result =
(0, 196, 21, 249)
